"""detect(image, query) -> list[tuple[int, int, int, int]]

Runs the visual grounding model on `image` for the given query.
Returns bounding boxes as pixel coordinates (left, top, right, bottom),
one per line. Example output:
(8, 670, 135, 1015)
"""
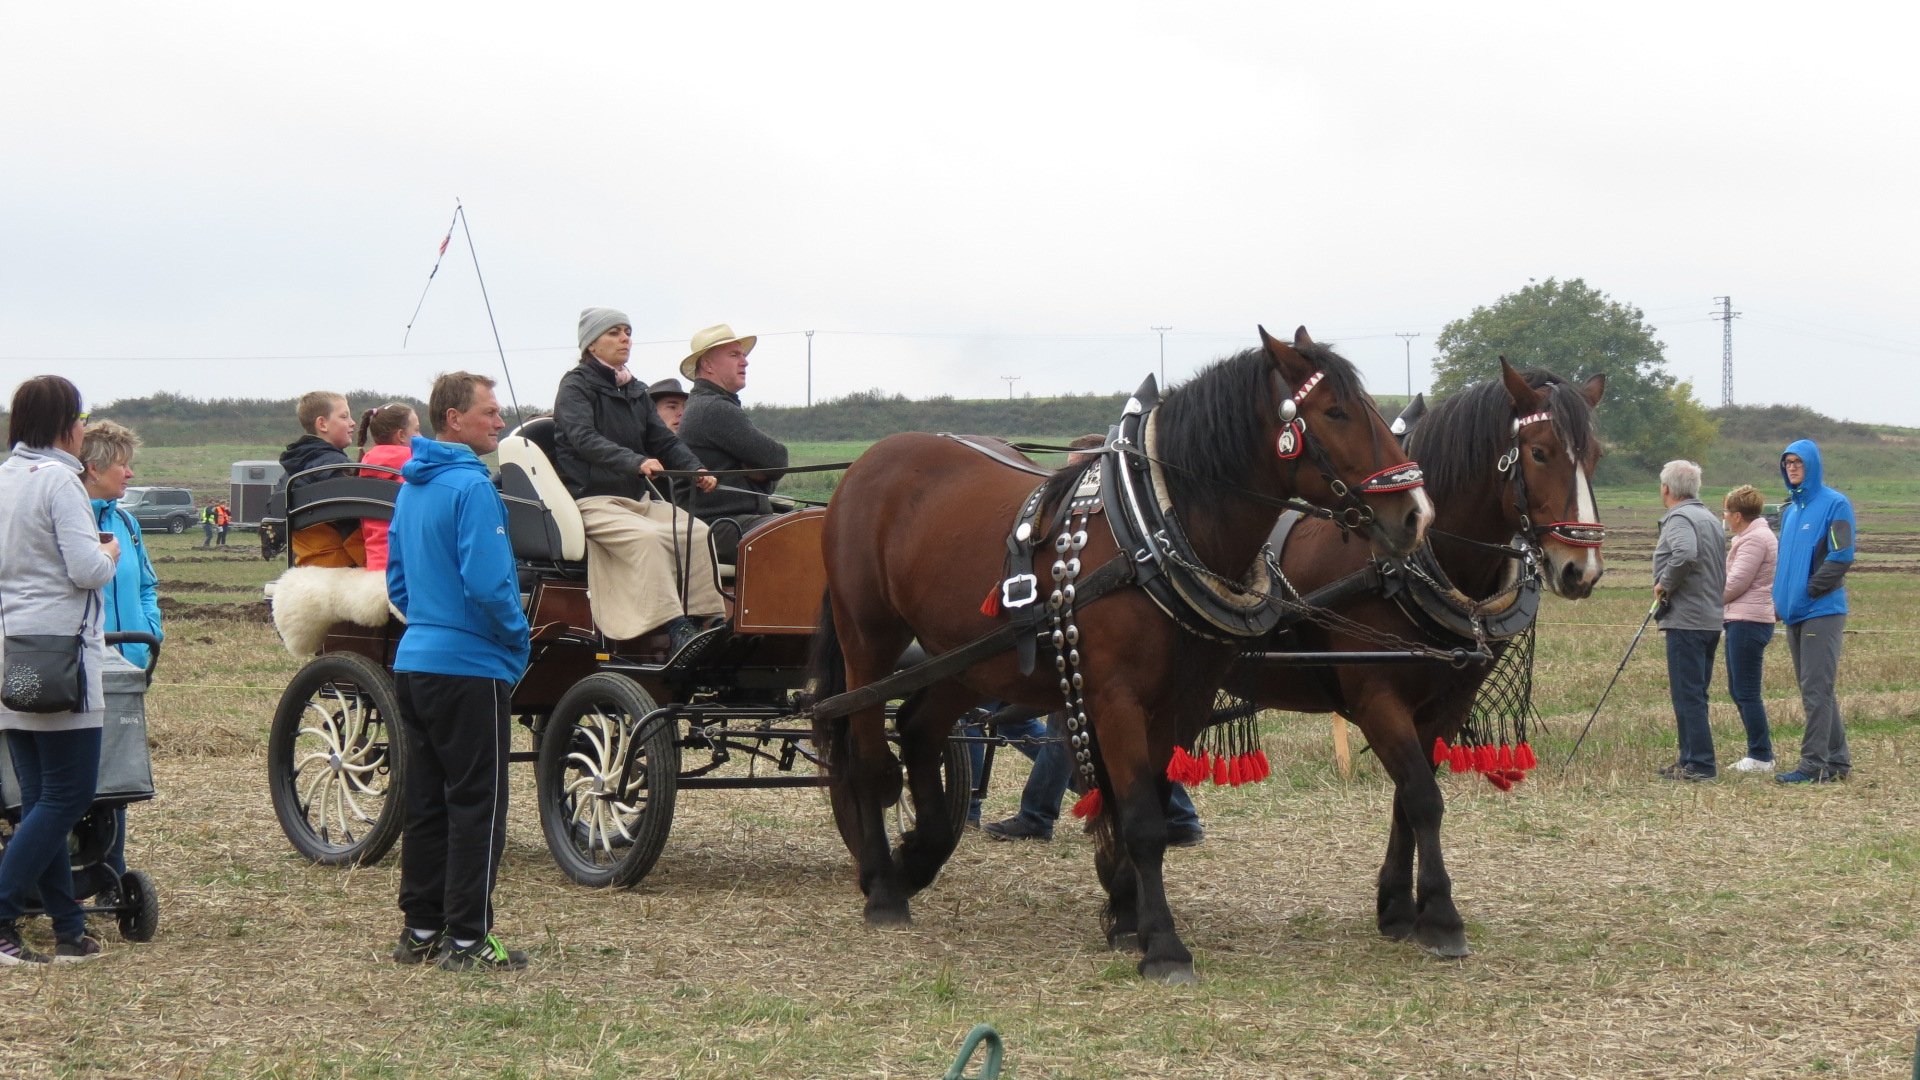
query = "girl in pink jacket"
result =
(1722, 484, 1778, 771)
(356, 404, 419, 572)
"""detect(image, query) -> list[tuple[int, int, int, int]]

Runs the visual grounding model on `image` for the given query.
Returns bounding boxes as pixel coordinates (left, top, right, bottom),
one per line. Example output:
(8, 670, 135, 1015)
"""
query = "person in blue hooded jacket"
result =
(1772, 439, 1855, 783)
(385, 371, 531, 971)
(79, 421, 163, 883)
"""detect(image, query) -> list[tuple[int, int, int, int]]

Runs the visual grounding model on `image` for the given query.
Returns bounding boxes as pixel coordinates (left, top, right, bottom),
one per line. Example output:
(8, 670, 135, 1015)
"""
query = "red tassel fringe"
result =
(1167, 748, 1274, 789)
(1070, 788, 1103, 819)
(979, 588, 1000, 617)
(1433, 738, 1538, 793)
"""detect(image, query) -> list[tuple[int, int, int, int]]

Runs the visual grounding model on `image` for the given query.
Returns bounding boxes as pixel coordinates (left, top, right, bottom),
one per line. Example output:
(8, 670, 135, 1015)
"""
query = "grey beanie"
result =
(578, 307, 631, 351)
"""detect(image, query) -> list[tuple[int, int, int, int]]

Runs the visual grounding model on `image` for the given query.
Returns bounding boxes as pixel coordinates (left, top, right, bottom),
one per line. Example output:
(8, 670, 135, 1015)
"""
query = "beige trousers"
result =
(576, 495, 726, 640)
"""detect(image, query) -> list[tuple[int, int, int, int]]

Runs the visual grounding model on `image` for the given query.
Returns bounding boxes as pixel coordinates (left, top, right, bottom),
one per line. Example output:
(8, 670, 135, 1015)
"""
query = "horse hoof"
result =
(1107, 930, 1140, 952)
(1416, 928, 1471, 958)
(1140, 959, 1197, 985)
(864, 904, 911, 928)
(1378, 919, 1415, 942)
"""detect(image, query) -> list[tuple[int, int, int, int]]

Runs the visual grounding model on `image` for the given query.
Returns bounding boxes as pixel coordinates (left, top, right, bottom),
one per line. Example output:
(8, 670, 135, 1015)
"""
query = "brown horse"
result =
(810, 327, 1432, 982)
(1222, 359, 1605, 957)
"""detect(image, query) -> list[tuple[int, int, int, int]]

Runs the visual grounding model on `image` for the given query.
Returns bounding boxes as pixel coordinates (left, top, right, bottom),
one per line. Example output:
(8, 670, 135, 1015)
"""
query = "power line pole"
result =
(1000, 374, 1021, 400)
(1710, 297, 1740, 406)
(1150, 326, 1172, 385)
(1394, 332, 1421, 400)
(805, 329, 815, 407)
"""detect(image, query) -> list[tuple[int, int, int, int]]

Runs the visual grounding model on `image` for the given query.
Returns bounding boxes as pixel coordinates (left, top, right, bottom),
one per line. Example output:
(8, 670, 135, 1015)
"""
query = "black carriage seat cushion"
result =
(284, 465, 400, 532)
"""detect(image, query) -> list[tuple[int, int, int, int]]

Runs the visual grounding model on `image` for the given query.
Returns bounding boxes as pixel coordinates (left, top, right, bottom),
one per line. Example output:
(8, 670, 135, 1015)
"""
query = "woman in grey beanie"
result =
(551, 309, 724, 654)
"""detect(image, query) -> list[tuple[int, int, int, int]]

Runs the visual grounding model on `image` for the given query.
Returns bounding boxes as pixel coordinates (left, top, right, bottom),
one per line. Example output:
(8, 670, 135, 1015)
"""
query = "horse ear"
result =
(1293, 326, 1316, 350)
(1500, 356, 1543, 412)
(1581, 372, 1606, 407)
(1258, 325, 1314, 383)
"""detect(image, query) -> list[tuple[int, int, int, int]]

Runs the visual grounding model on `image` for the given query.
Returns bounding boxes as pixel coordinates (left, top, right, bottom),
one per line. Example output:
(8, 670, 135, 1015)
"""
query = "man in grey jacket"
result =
(676, 323, 790, 562)
(1652, 459, 1727, 781)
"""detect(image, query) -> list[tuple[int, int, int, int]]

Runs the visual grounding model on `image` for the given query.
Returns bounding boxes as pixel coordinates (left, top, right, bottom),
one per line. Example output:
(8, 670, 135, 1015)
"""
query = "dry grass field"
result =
(10, 491, 1920, 1078)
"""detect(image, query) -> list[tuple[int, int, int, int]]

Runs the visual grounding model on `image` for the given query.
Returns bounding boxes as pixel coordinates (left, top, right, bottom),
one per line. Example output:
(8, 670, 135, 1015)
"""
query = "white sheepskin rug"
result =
(270, 566, 394, 657)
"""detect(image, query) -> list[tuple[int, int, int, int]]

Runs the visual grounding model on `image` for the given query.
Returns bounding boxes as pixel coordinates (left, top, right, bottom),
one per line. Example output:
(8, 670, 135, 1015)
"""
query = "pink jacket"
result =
(1723, 516, 1777, 624)
(358, 441, 413, 572)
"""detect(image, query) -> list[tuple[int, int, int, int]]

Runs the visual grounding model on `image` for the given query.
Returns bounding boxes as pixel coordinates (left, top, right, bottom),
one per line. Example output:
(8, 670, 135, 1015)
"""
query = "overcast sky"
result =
(3, 3, 1915, 425)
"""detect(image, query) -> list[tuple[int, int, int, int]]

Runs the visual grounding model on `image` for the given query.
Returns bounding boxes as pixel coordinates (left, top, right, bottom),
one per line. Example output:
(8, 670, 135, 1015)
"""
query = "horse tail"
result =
(806, 591, 847, 774)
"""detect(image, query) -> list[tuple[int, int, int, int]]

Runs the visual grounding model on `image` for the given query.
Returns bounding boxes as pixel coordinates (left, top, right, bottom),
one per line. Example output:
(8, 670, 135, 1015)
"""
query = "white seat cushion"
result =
(498, 435, 587, 561)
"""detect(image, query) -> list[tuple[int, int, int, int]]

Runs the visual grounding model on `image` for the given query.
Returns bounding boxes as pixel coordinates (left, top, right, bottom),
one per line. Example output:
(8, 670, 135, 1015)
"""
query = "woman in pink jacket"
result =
(1722, 484, 1779, 772)
(356, 403, 418, 572)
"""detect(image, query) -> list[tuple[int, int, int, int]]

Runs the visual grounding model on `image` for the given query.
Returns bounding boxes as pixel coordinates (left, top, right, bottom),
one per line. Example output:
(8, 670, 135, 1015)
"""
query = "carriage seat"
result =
(498, 415, 587, 563)
(283, 466, 400, 532)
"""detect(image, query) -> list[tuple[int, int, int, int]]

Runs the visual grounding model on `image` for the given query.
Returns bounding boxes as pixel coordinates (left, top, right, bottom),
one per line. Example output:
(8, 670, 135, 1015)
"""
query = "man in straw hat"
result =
(648, 377, 689, 434)
(553, 307, 726, 654)
(676, 323, 790, 562)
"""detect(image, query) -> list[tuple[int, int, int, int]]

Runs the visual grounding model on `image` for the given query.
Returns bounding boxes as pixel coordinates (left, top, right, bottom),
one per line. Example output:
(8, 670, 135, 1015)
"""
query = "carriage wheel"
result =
(885, 734, 973, 851)
(535, 673, 678, 888)
(117, 870, 159, 942)
(267, 653, 408, 866)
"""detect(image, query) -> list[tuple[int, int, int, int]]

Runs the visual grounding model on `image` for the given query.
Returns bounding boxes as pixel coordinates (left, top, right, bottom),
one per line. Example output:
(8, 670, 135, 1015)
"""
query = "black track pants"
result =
(394, 673, 511, 943)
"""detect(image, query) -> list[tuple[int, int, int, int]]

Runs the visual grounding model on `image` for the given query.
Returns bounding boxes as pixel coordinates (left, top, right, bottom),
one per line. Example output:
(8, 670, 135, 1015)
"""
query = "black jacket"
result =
(279, 435, 352, 491)
(553, 360, 705, 501)
(679, 379, 789, 520)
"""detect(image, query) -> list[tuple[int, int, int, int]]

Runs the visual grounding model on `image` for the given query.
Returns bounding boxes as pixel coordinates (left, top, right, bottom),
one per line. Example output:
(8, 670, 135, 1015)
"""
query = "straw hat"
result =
(680, 324, 756, 380)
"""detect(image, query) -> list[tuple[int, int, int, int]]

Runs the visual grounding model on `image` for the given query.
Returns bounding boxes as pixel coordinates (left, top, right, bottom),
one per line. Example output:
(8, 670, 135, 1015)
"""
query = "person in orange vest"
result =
(213, 501, 232, 546)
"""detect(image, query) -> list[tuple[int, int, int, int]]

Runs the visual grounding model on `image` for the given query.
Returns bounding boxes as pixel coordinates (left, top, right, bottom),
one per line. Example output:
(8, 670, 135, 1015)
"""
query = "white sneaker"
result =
(1732, 757, 1776, 773)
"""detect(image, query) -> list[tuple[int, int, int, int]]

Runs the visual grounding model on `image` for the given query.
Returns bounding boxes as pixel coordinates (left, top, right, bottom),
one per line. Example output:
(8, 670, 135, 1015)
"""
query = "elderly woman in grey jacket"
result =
(0, 376, 119, 964)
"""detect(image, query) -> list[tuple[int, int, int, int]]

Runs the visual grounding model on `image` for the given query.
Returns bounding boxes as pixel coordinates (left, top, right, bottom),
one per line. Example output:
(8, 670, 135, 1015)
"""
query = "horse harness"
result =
(1265, 510, 1541, 650)
(1501, 408, 1607, 552)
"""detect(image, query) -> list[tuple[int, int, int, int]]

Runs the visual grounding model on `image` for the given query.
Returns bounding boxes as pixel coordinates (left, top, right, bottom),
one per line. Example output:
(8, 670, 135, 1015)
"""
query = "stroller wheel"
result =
(117, 870, 158, 942)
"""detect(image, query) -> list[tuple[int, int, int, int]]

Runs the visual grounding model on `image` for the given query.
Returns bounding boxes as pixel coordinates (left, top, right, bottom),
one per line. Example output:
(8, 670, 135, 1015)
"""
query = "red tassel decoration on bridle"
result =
(1448, 744, 1470, 773)
(979, 588, 1001, 617)
(1515, 742, 1538, 770)
(1431, 738, 1450, 767)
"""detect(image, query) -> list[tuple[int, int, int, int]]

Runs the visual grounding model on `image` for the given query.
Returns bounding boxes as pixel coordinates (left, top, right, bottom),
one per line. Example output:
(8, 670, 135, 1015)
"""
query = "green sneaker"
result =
(437, 934, 528, 971)
(393, 928, 443, 965)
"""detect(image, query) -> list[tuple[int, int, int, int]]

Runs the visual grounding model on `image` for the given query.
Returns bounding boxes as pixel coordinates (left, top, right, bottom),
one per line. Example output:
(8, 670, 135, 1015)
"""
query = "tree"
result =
(1431, 278, 1716, 480)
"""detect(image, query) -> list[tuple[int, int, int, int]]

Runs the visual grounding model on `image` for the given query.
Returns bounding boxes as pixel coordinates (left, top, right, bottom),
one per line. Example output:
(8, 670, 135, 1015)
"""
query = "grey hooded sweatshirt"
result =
(0, 444, 117, 731)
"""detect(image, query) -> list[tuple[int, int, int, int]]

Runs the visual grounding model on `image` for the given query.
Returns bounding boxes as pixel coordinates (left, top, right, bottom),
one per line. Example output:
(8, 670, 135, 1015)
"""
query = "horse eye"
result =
(1530, 446, 1548, 464)
(1325, 406, 1349, 421)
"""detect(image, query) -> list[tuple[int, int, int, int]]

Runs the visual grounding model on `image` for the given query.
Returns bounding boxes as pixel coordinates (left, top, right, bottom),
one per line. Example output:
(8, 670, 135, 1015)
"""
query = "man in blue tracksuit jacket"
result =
(385, 372, 531, 970)
(1772, 439, 1855, 783)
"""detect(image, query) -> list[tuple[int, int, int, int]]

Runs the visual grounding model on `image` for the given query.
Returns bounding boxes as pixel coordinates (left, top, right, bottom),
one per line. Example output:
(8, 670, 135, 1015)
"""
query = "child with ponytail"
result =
(357, 403, 419, 572)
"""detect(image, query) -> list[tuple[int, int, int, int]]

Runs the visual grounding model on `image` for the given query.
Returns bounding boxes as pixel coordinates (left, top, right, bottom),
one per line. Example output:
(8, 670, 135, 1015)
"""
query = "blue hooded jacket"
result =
(1773, 438, 1855, 624)
(92, 498, 163, 670)
(387, 436, 530, 683)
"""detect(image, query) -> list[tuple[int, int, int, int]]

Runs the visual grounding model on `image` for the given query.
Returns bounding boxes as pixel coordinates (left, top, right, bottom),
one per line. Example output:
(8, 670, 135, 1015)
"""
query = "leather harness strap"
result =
(808, 553, 1137, 724)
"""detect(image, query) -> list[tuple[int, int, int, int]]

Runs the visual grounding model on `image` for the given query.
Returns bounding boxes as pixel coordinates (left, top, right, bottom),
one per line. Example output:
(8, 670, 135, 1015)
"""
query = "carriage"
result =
(264, 415, 970, 888)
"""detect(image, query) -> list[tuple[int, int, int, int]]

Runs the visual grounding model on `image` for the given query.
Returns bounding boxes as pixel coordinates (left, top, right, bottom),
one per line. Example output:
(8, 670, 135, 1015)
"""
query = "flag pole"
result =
(453, 199, 524, 425)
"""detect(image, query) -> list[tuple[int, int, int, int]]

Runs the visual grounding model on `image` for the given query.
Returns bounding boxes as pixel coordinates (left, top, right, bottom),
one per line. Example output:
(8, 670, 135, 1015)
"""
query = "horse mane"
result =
(1035, 343, 1369, 521)
(1407, 369, 1599, 508)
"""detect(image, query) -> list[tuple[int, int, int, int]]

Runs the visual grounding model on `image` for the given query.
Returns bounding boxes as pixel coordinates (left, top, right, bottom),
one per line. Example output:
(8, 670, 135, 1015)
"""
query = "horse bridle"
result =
(1498, 409, 1606, 550)
(1271, 367, 1426, 532)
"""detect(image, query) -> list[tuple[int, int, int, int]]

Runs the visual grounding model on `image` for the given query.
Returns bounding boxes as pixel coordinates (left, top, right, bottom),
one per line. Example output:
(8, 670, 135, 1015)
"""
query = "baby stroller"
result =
(0, 631, 161, 942)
